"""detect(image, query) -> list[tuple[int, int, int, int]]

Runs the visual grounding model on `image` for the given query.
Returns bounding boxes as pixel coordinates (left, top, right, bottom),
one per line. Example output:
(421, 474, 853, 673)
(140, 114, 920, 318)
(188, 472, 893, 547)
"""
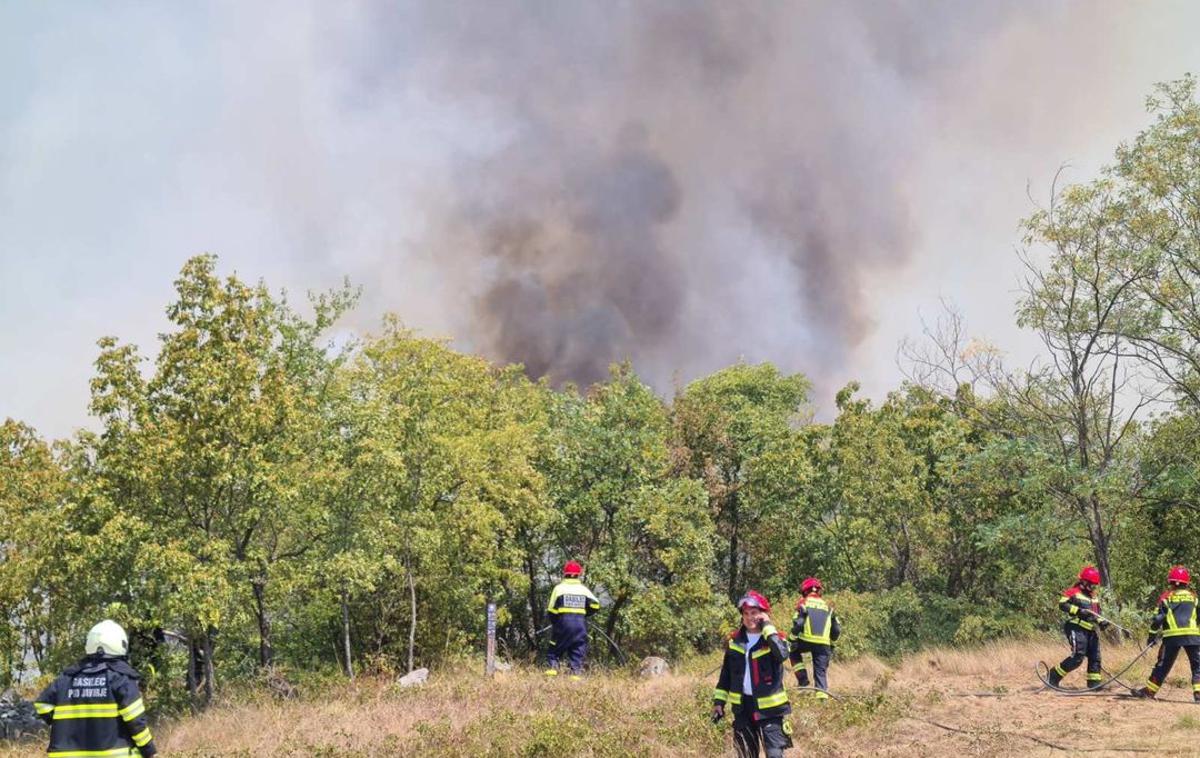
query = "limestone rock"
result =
(638, 656, 670, 677)
(399, 667, 430, 687)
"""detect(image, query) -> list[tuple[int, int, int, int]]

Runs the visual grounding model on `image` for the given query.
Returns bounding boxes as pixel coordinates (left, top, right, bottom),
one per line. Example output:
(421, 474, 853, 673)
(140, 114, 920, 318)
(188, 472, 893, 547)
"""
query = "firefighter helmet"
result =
(563, 560, 583, 577)
(85, 619, 129, 658)
(1169, 565, 1191, 585)
(801, 577, 823, 594)
(736, 590, 771, 612)
(1078, 566, 1101, 586)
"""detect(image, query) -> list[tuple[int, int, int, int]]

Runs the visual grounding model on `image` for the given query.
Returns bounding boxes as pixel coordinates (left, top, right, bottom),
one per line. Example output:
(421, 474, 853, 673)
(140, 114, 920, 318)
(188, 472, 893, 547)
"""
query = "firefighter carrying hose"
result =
(1048, 565, 1110, 689)
(789, 576, 840, 698)
(544, 560, 601, 679)
(1133, 565, 1200, 701)
(712, 590, 793, 758)
(33, 619, 158, 757)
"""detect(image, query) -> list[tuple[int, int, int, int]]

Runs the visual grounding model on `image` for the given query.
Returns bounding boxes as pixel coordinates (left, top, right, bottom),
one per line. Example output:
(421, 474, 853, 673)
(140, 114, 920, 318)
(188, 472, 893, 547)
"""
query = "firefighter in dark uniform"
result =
(789, 577, 840, 698)
(544, 560, 601, 679)
(1048, 565, 1110, 688)
(33, 619, 157, 757)
(1134, 565, 1200, 701)
(712, 590, 793, 758)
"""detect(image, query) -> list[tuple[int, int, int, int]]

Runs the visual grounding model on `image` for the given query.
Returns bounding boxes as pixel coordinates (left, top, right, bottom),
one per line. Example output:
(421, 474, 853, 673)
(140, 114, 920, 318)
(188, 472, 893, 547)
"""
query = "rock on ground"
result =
(638, 657, 670, 677)
(399, 667, 430, 687)
(0, 690, 46, 741)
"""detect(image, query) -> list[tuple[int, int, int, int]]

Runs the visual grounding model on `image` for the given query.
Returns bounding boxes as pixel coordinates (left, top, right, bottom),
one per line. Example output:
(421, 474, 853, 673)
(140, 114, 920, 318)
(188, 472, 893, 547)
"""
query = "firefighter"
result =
(712, 590, 793, 758)
(544, 560, 601, 679)
(789, 577, 840, 698)
(1048, 565, 1110, 688)
(33, 619, 157, 757)
(1134, 565, 1200, 701)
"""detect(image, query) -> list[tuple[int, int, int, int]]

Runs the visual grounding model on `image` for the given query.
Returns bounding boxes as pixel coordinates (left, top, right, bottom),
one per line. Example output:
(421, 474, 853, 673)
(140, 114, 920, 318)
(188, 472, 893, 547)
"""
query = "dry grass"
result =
(5, 636, 1200, 756)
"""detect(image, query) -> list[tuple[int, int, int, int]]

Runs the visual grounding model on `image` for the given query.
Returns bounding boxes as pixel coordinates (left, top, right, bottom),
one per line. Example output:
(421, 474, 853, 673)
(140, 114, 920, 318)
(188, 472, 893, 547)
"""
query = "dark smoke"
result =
(362, 1, 1024, 390)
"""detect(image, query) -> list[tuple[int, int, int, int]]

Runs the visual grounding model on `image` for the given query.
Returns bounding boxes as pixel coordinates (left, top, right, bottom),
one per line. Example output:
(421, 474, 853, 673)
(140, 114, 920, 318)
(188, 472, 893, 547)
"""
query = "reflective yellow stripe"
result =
(549, 608, 587, 615)
(33, 702, 55, 714)
(53, 703, 119, 720)
(130, 727, 153, 746)
(756, 690, 789, 709)
(726, 692, 742, 704)
(728, 642, 745, 654)
(118, 698, 145, 720)
(713, 688, 728, 702)
(1146, 680, 1161, 693)
(751, 648, 771, 659)
(48, 749, 137, 757)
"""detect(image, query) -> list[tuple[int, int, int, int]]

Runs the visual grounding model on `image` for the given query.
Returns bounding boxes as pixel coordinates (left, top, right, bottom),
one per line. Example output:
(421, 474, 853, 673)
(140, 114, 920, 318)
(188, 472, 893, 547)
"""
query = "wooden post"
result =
(485, 602, 497, 677)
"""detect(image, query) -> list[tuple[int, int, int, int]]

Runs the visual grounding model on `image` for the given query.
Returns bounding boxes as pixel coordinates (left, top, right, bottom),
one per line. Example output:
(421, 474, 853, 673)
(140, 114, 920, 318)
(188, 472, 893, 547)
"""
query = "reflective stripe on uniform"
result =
(48, 749, 138, 757)
(728, 642, 746, 654)
(52, 703, 119, 720)
(714, 688, 728, 702)
(548, 607, 587, 615)
(797, 598, 834, 644)
(751, 648, 771, 659)
(130, 727, 153, 747)
(726, 692, 742, 704)
(1163, 590, 1200, 637)
(756, 691, 788, 709)
(118, 698, 145, 721)
(33, 701, 55, 715)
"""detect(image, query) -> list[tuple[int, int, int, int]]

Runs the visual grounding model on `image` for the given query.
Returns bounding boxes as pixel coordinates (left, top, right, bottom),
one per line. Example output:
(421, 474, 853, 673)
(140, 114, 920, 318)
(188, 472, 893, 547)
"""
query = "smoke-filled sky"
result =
(4, 1, 1200, 440)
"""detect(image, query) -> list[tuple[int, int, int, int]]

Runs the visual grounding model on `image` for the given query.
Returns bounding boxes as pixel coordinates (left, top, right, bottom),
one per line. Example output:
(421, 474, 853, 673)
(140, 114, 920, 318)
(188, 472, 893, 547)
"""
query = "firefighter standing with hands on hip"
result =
(712, 590, 793, 758)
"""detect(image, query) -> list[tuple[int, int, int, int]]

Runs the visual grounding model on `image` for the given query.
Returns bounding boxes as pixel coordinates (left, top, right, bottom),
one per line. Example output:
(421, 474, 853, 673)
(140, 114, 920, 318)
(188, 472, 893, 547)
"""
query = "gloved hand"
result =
(1079, 609, 1098, 622)
(711, 704, 725, 723)
(1146, 633, 1159, 648)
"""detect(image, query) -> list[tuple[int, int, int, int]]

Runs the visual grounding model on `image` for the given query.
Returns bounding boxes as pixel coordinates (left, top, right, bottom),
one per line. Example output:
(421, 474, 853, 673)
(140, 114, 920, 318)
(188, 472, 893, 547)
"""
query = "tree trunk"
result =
(1087, 494, 1113, 585)
(202, 628, 215, 705)
(603, 594, 627, 661)
(252, 576, 273, 668)
(186, 638, 199, 712)
(406, 559, 417, 674)
(525, 552, 542, 648)
(341, 588, 354, 680)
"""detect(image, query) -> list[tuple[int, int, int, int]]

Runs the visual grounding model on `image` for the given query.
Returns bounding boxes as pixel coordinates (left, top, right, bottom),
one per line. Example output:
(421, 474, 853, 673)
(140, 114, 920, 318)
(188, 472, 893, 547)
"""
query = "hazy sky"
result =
(4, 1, 1200, 440)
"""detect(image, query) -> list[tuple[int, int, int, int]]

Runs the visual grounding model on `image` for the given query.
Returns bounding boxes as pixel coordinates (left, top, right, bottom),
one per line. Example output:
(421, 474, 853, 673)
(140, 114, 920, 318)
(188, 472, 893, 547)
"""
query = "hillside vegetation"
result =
(5, 77, 1200, 731)
(7, 638, 1195, 757)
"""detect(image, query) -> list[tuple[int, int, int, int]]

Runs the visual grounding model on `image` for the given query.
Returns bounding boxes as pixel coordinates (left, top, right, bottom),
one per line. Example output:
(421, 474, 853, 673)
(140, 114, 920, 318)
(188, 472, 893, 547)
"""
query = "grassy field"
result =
(5, 637, 1200, 756)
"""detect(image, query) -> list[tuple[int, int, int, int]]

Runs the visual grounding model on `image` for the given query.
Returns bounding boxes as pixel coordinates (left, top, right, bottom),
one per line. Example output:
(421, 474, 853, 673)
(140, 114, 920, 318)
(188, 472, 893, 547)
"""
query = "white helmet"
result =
(85, 620, 129, 657)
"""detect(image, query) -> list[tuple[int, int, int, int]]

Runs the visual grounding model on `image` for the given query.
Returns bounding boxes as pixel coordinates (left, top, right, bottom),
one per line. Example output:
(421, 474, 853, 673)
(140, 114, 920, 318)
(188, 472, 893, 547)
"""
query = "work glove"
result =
(1146, 633, 1159, 648)
(1079, 609, 1098, 622)
(711, 704, 725, 723)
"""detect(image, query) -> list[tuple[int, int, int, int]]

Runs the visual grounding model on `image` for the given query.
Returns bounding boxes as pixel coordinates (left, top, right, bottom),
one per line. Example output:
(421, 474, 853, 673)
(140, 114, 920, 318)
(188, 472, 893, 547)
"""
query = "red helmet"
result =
(1078, 566, 1101, 585)
(801, 577, 823, 594)
(563, 561, 583, 577)
(736, 590, 771, 612)
(1169, 565, 1191, 585)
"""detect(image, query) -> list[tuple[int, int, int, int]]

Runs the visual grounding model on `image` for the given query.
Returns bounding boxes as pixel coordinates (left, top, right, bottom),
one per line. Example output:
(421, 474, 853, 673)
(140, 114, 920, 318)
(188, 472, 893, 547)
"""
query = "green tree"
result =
(672, 363, 810, 600)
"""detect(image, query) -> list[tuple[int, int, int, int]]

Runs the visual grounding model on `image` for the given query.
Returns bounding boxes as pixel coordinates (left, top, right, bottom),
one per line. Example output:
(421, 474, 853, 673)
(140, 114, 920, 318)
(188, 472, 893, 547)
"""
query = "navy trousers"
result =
(547, 616, 588, 673)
